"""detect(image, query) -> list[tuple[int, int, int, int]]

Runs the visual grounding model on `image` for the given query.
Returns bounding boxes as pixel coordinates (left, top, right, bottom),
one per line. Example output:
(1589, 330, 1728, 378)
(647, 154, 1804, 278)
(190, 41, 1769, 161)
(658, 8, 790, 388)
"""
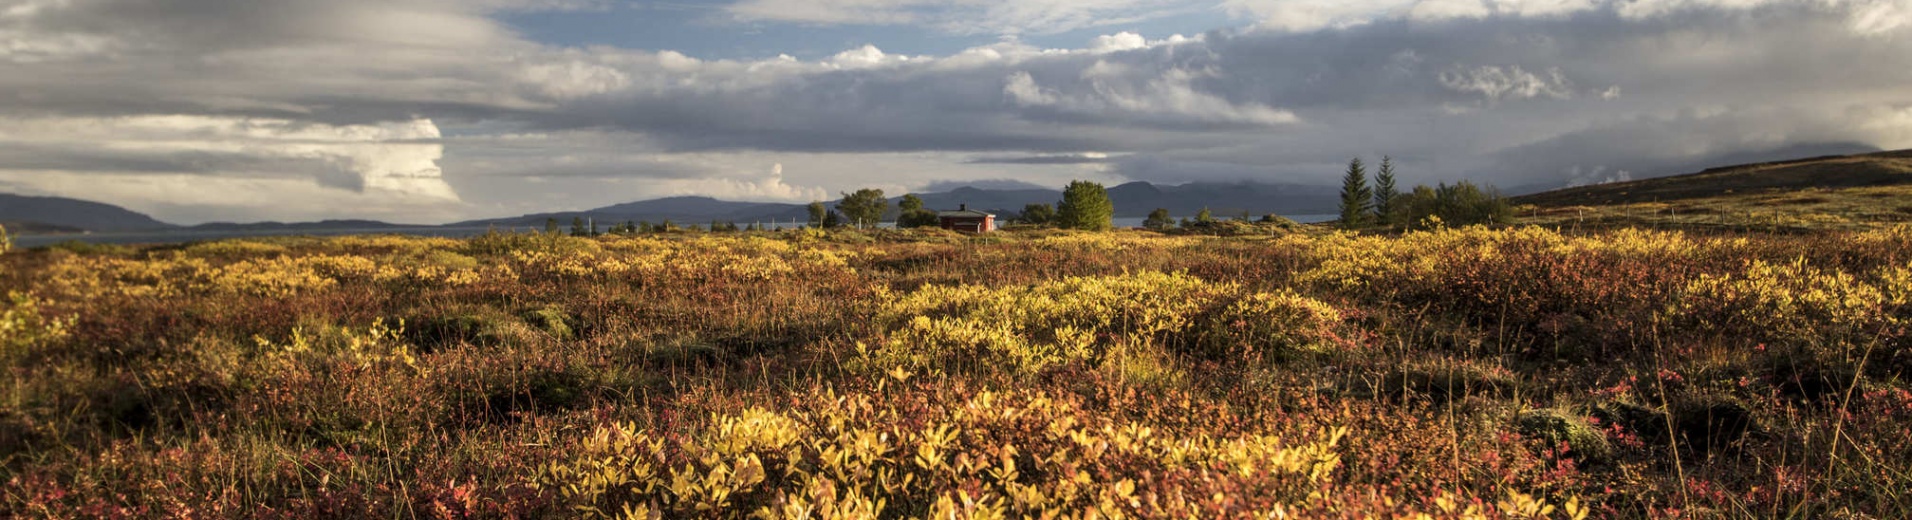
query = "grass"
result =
(0, 225, 1908, 518)
(1512, 149, 1912, 232)
(1516, 184, 1912, 232)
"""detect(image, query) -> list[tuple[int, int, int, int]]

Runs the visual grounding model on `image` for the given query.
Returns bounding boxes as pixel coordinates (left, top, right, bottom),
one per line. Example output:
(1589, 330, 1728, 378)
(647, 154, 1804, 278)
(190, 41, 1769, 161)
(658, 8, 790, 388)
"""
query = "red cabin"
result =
(937, 204, 996, 233)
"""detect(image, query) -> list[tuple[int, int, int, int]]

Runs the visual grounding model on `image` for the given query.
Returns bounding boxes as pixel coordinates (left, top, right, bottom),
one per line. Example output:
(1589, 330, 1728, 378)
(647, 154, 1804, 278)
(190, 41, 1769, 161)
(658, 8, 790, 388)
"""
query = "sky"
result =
(2, 0, 1910, 224)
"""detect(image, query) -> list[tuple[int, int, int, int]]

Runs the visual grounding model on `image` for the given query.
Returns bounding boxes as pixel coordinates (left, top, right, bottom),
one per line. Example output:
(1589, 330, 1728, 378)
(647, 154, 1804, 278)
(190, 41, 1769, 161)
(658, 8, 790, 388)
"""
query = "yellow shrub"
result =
(1209, 290, 1346, 357)
(183, 239, 290, 258)
(1, 292, 72, 363)
(1679, 258, 1887, 341)
(864, 271, 1234, 374)
(535, 386, 1352, 518)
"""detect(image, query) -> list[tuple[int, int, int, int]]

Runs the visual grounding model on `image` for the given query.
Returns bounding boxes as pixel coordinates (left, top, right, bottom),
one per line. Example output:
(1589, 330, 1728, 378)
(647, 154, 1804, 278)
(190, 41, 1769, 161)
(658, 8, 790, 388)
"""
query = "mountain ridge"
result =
(0, 193, 175, 233)
(1513, 148, 1912, 207)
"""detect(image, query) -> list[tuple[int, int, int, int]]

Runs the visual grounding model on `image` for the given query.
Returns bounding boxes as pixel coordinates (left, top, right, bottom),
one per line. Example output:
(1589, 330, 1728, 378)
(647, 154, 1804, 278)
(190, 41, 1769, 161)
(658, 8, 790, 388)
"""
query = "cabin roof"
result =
(936, 209, 994, 218)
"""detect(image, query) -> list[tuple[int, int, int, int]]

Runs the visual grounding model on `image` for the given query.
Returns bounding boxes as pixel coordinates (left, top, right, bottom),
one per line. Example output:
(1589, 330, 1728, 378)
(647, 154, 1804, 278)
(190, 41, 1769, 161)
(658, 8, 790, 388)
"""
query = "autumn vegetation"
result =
(2, 219, 1910, 518)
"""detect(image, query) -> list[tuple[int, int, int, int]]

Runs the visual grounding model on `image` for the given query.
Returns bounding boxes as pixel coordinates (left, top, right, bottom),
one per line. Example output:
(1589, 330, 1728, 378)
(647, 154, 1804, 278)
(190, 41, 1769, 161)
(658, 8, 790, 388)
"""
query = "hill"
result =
(1512, 149, 1912, 231)
(0, 221, 88, 235)
(454, 196, 813, 228)
(185, 220, 419, 232)
(1514, 149, 1912, 207)
(0, 193, 175, 233)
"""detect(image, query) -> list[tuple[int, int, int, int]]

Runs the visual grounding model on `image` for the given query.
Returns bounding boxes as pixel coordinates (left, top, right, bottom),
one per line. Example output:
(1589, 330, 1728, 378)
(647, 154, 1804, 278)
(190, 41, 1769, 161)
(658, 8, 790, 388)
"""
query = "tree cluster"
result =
(836, 189, 888, 229)
(897, 194, 940, 228)
(1338, 155, 1511, 229)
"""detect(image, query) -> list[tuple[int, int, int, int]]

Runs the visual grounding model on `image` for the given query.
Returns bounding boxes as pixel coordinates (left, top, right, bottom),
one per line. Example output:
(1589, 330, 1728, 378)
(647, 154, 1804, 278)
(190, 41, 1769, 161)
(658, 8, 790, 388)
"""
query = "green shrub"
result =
(520, 305, 575, 341)
(1389, 181, 1514, 228)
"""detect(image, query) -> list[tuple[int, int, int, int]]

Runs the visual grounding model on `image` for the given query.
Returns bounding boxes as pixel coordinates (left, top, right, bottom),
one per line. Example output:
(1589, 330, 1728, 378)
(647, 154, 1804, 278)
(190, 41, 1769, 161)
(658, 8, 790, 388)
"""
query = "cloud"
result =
(920, 178, 1056, 191)
(1223, 0, 1912, 34)
(1090, 32, 1150, 53)
(6, 0, 1912, 223)
(1438, 65, 1575, 103)
(966, 152, 1115, 165)
(0, 115, 457, 200)
(1002, 67, 1301, 128)
(723, 0, 1199, 36)
(674, 163, 831, 202)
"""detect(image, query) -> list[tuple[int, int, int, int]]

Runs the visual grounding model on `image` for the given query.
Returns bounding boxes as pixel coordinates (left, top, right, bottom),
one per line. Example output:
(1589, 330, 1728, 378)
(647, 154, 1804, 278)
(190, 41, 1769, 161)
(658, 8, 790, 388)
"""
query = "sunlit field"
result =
(3, 225, 1909, 518)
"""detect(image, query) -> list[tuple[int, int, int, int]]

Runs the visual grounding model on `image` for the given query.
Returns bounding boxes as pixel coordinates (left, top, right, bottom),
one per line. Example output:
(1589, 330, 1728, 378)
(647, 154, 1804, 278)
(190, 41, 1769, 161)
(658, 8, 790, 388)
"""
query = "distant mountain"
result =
(461, 181, 1343, 226)
(1106, 182, 1340, 217)
(1514, 148, 1912, 208)
(0, 221, 88, 235)
(0, 193, 175, 233)
(454, 196, 813, 228)
(886, 182, 1339, 218)
(901, 187, 1059, 217)
(186, 220, 417, 232)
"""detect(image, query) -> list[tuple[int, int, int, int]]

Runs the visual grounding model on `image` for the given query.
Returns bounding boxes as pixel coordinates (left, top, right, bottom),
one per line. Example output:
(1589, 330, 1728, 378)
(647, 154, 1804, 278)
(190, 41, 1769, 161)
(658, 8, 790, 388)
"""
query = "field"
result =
(2, 224, 1910, 518)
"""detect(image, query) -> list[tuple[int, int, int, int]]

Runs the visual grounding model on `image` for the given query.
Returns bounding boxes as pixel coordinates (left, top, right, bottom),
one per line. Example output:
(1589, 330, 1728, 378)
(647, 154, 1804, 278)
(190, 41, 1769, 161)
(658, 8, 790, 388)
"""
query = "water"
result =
(9, 214, 1341, 248)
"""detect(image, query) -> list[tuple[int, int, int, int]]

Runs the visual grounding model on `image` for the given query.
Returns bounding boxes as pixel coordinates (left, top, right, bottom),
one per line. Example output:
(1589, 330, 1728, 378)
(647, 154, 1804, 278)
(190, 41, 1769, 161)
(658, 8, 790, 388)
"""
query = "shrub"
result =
(1515, 409, 1613, 463)
(897, 208, 940, 228)
(520, 305, 575, 341)
(1202, 290, 1347, 360)
(862, 271, 1234, 374)
(1, 292, 72, 364)
(534, 383, 1354, 518)
(1389, 181, 1514, 228)
(1678, 258, 1887, 344)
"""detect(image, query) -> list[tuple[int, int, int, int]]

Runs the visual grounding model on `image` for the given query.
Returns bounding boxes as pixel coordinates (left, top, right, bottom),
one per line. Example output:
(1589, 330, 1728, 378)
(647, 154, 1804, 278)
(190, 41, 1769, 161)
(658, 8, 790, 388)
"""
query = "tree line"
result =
(1338, 156, 1513, 229)
(542, 158, 1509, 237)
(801, 180, 1118, 231)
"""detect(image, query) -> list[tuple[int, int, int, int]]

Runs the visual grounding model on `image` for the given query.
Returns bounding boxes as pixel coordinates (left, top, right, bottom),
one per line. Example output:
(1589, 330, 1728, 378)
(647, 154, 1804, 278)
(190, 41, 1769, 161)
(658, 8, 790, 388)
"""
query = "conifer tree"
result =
(1338, 157, 1373, 229)
(1374, 155, 1399, 224)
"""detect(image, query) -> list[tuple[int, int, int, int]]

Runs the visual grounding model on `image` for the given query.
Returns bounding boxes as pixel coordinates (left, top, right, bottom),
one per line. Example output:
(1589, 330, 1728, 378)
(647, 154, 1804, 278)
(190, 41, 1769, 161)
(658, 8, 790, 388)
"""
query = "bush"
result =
(1201, 290, 1346, 360)
(1515, 409, 1613, 463)
(520, 305, 576, 341)
(897, 208, 940, 228)
(1389, 181, 1514, 228)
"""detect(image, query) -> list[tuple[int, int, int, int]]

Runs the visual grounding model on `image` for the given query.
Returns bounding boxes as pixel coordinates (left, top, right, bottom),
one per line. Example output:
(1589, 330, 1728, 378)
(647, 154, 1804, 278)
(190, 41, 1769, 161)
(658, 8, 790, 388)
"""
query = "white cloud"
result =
(1227, 0, 1912, 33)
(828, 45, 916, 69)
(671, 163, 831, 202)
(1090, 32, 1150, 53)
(1004, 67, 1300, 127)
(519, 59, 632, 100)
(1438, 65, 1575, 103)
(0, 115, 460, 222)
(725, 0, 1196, 36)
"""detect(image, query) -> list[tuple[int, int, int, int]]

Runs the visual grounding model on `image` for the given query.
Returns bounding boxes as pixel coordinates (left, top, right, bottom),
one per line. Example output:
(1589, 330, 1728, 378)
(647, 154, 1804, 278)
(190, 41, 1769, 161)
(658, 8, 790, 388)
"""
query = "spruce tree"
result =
(1374, 155, 1399, 224)
(1338, 157, 1373, 229)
